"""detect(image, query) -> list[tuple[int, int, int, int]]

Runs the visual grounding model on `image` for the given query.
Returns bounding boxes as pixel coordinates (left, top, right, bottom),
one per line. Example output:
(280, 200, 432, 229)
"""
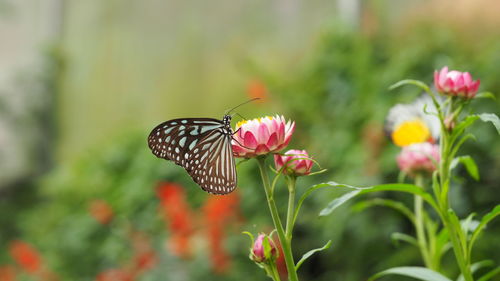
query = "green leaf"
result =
(295, 181, 367, 223)
(390, 232, 418, 247)
(295, 240, 332, 271)
(319, 182, 439, 217)
(358, 184, 439, 212)
(477, 113, 500, 134)
(263, 236, 274, 260)
(319, 190, 361, 216)
(451, 156, 479, 180)
(447, 209, 468, 247)
(469, 205, 500, 255)
(353, 198, 415, 224)
(368, 266, 452, 281)
(453, 115, 479, 137)
(457, 260, 494, 281)
(389, 79, 430, 92)
(474, 92, 496, 99)
(478, 266, 500, 281)
(242, 231, 255, 247)
(435, 228, 451, 256)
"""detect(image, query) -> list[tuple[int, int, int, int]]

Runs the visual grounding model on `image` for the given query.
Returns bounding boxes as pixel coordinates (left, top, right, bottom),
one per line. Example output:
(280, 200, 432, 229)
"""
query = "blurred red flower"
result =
(0, 265, 16, 281)
(95, 269, 133, 281)
(202, 192, 241, 274)
(89, 199, 114, 224)
(8, 240, 41, 273)
(247, 79, 268, 100)
(156, 182, 195, 258)
(129, 231, 158, 275)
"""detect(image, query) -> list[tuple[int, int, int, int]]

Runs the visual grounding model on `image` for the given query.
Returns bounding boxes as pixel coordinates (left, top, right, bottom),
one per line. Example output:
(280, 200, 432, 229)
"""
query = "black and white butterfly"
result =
(148, 115, 237, 195)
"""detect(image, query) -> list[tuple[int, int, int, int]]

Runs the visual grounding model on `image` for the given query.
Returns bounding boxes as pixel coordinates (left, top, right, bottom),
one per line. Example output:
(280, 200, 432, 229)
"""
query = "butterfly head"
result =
(223, 114, 232, 130)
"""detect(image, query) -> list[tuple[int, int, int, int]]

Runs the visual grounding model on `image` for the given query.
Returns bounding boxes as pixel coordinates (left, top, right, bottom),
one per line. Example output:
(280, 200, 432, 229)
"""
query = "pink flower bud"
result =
(434, 66, 480, 99)
(397, 142, 440, 177)
(274, 149, 313, 176)
(232, 115, 295, 158)
(252, 234, 277, 263)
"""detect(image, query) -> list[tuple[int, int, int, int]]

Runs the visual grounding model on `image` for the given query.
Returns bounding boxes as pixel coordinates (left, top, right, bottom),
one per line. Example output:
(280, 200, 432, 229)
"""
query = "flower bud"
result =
(434, 66, 480, 99)
(251, 234, 277, 263)
(274, 149, 313, 176)
(397, 142, 440, 177)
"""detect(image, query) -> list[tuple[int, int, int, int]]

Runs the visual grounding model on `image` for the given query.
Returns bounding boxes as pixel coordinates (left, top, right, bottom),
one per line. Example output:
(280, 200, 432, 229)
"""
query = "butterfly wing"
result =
(148, 118, 224, 165)
(186, 130, 236, 194)
(147, 118, 237, 194)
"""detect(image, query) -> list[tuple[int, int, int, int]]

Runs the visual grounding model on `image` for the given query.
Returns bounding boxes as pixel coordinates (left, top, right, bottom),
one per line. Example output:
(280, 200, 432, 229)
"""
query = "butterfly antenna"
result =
(225, 98, 260, 115)
(234, 112, 247, 120)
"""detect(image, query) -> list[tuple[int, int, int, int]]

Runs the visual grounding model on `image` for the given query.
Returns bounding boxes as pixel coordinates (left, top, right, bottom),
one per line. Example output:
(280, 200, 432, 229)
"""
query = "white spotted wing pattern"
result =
(147, 116, 237, 195)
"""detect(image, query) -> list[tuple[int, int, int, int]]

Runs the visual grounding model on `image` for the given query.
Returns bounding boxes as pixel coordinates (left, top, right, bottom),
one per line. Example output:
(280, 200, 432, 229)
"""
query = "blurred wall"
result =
(0, 0, 60, 188)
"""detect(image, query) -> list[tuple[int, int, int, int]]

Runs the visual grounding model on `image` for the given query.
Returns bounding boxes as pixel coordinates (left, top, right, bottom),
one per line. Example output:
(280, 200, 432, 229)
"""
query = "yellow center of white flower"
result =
(392, 119, 431, 147)
(235, 116, 273, 128)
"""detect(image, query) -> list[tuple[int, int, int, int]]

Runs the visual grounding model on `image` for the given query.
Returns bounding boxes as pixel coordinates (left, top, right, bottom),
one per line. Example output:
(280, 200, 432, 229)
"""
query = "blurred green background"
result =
(0, 0, 499, 280)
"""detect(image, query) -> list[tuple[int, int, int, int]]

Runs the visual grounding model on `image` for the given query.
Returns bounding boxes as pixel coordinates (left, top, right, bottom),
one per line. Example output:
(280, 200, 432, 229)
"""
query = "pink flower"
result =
(232, 115, 295, 158)
(251, 234, 277, 263)
(397, 142, 440, 176)
(274, 149, 313, 176)
(434, 66, 480, 99)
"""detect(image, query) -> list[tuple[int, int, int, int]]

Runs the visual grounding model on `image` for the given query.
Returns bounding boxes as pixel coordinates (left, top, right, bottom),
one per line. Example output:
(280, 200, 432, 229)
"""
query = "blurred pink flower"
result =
(397, 142, 440, 176)
(434, 66, 480, 99)
(274, 149, 313, 176)
(232, 115, 295, 158)
(251, 234, 277, 263)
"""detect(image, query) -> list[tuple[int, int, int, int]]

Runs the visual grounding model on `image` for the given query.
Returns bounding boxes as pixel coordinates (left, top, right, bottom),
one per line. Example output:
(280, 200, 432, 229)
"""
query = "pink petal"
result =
(470, 80, 480, 94)
(443, 78, 455, 93)
(257, 123, 270, 144)
(243, 131, 258, 148)
(232, 144, 247, 156)
(284, 122, 296, 140)
(462, 72, 472, 85)
(274, 155, 284, 171)
(434, 71, 442, 92)
(266, 132, 279, 149)
(255, 144, 270, 155)
(439, 67, 449, 85)
(277, 121, 285, 143)
(455, 75, 464, 89)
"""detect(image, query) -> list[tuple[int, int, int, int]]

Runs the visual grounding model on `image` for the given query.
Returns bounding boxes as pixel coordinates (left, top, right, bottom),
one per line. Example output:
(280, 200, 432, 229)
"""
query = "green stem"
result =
(414, 175, 432, 269)
(268, 260, 282, 281)
(441, 213, 473, 281)
(286, 176, 296, 239)
(434, 99, 473, 281)
(257, 157, 299, 281)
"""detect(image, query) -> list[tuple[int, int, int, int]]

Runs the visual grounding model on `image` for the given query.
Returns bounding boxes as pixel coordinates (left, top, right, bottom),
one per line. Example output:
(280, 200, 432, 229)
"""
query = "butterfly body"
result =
(148, 115, 237, 195)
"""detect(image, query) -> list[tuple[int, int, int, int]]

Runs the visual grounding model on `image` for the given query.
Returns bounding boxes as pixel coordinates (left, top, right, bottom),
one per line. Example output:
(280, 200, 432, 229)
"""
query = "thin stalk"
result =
(268, 260, 282, 281)
(286, 176, 297, 239)
(257, 157, 299, 281)
(414, 175, 432, 269)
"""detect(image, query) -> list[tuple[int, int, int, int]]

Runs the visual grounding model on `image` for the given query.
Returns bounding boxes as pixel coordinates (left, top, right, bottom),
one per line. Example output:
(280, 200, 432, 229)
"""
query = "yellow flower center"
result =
(236, 120, 248, 128)
(391, 119, 431, 147)
(236, 116, 273, 128)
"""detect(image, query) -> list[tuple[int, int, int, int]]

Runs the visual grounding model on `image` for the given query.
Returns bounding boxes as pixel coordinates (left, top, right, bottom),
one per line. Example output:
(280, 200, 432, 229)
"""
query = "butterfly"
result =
(148, 114, 237, 195)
